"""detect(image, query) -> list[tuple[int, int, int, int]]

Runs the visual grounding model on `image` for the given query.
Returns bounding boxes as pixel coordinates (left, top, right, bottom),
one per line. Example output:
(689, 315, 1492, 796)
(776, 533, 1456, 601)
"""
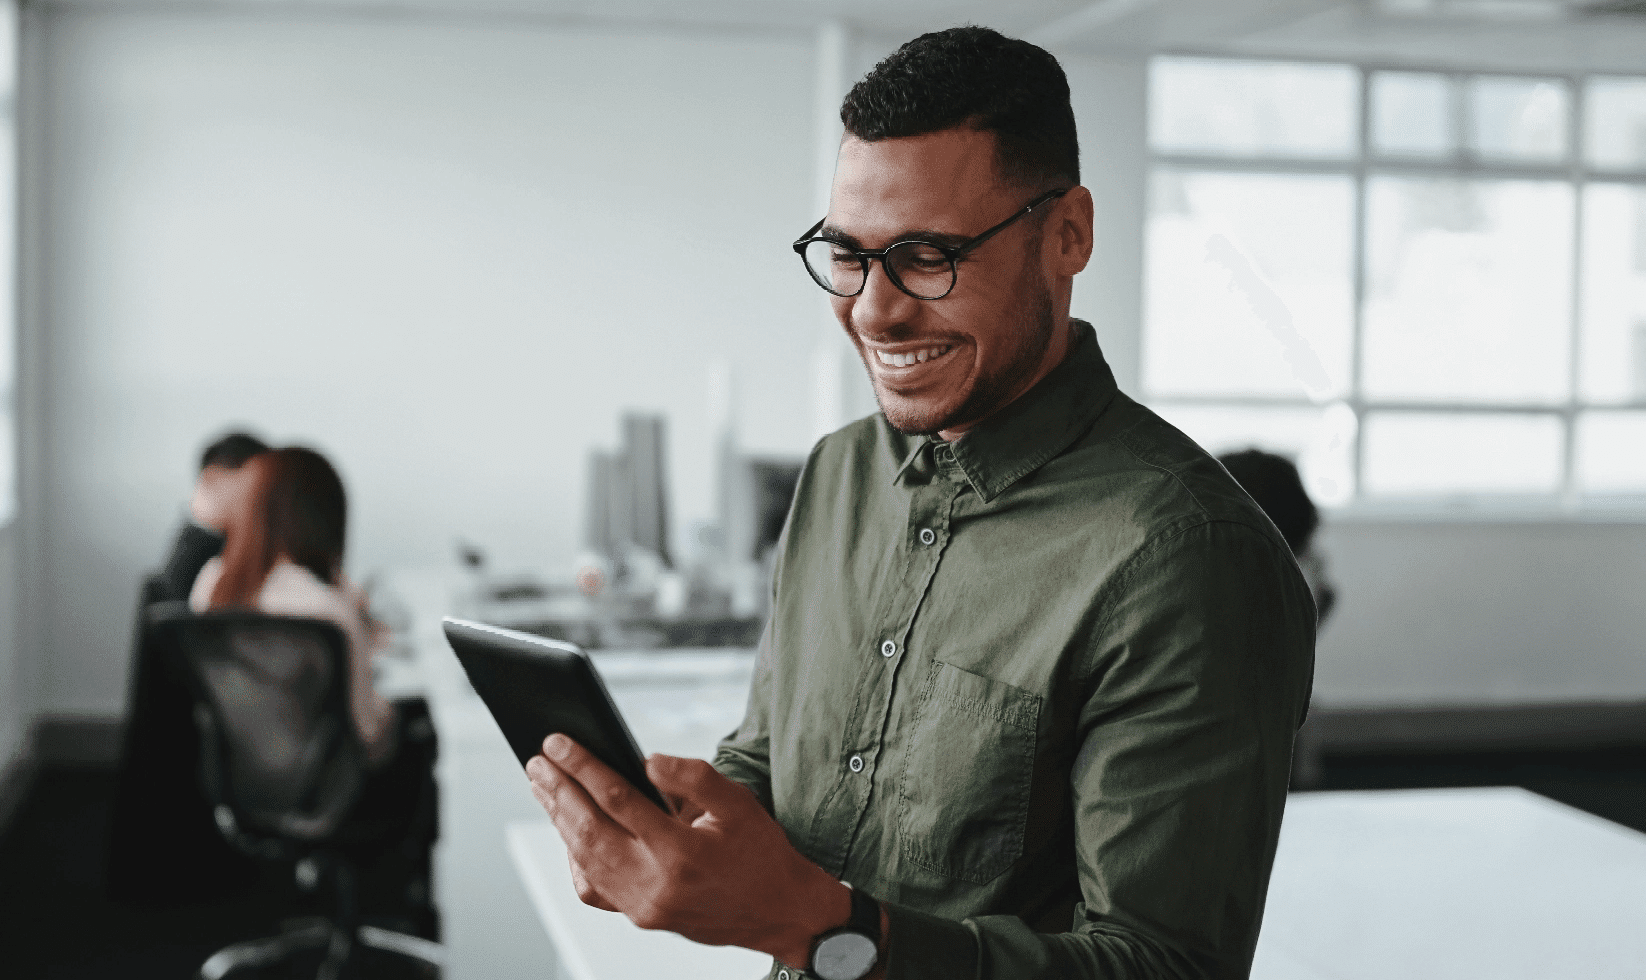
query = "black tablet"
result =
(441, 617, 670, 812)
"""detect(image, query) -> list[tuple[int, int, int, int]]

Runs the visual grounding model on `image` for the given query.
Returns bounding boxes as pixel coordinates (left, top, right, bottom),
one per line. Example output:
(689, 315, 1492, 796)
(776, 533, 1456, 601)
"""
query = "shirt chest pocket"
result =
(896, 661, 1041, 885)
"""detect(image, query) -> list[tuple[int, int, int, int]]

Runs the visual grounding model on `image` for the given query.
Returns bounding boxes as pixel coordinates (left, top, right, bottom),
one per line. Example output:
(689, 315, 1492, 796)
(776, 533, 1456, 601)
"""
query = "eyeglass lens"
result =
(801, 239, 957, 300)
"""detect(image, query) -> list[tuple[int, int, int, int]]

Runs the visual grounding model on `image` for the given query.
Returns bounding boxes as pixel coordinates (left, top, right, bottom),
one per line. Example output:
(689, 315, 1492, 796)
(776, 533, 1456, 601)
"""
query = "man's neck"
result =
(936, 318, 1079, 442)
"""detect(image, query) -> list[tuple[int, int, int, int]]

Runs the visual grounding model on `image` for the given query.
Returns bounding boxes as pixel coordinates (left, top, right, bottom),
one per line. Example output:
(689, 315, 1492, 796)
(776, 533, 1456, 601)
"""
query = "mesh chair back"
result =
(155, 609, 367, 847)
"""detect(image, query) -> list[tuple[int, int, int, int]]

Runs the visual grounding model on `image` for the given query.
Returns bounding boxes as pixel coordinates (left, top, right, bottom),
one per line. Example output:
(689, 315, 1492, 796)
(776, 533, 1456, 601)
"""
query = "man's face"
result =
(823, 127, 1069, 439)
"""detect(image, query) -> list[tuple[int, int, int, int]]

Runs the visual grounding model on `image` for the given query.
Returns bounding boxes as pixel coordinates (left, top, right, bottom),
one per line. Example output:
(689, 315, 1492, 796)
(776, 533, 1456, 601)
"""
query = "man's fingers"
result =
(646, 754, 759, 819)
(528, 749, 625, 852)
(543, 734, 677, 838)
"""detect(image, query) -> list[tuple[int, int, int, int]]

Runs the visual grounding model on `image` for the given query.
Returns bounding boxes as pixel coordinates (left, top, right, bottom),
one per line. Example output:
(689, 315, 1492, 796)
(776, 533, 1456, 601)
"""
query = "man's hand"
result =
(526, 734, 850, 969)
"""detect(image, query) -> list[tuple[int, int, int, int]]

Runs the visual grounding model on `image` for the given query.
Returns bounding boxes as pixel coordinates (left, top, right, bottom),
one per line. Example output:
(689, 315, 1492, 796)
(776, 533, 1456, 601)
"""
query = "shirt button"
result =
(880, 639, 896, 657)
(849, 754, 865, 773)
(919, 527, 936, 546)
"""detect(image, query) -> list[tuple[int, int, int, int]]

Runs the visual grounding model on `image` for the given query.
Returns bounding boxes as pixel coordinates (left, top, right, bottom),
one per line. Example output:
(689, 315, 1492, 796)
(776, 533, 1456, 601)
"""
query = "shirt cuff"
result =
(881, 901, 978, 980)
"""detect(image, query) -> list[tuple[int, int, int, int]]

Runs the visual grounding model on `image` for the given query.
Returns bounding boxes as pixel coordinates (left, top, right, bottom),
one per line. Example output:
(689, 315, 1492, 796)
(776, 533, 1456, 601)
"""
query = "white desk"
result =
(510, 786, 1646, 980)
(507, 823, 770, 980)
(1251, 787, 1646, 980)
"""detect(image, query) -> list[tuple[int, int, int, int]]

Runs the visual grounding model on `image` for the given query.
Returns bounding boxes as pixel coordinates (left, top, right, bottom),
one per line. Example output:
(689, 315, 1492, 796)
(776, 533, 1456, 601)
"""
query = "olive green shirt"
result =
(714, 321, 1316, 980)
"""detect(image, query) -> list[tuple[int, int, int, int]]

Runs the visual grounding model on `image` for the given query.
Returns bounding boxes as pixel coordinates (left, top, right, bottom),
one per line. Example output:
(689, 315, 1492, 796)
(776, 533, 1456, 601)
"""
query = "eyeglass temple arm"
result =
(951, 188, 1070, 259)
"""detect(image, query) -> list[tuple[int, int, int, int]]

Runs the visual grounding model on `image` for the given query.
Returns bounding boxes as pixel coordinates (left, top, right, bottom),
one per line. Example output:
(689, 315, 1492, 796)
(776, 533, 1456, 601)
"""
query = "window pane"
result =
(1467, 76, 1568, 163)
(1576, 411, 1646, 494)
(1585, 77, 1646, 171)
(1151, 401, 1358, 507)
(1362, 412, 1563, 496)
(1144, 171, 1353, 400)
(1372, 72, 1453, 159)
(1363, 178, 1573, 404)
(1150, 58, 1358, 158)
(1579, 184, 1646, 404)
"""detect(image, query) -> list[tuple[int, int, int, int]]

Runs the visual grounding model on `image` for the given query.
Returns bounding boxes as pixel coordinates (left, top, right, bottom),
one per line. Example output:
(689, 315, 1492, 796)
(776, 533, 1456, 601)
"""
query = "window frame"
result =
(1145, 55, 1646, 514)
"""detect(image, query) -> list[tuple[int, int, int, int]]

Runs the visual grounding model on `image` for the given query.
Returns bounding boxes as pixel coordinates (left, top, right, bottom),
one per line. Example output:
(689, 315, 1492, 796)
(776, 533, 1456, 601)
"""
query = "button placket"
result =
(809, 442, 957, 877)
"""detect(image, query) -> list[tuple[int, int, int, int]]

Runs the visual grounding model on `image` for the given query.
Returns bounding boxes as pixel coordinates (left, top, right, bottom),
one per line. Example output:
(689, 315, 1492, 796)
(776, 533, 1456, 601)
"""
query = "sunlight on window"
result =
(1147, 56, 1646, 511)
(1143, 172, 1353, 400)
(1149, 59, 1358, 159)
(1585, 77, 1646, 171)
(1363, 412, 1564, 497)
(1372, 72, 1453, 159)
(1362, 178, 1573, 405)
(1575, 411, 1646, 495)
(1467, 76, 1568, 164)
(1579, 184, 1646, 404)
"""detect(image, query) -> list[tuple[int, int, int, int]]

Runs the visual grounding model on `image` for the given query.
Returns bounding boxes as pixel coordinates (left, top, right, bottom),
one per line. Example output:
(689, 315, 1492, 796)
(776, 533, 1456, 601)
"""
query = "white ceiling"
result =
(40, 0, 1646, 73)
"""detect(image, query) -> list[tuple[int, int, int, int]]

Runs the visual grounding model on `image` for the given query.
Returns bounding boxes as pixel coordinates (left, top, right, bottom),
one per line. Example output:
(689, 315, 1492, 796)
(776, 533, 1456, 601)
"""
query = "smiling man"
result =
(528, 26, 1316, 980)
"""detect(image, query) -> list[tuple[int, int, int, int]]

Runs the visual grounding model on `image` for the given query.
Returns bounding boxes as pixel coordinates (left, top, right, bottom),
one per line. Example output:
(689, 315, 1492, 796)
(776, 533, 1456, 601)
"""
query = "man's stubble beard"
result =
(869, 267, 1058, 438)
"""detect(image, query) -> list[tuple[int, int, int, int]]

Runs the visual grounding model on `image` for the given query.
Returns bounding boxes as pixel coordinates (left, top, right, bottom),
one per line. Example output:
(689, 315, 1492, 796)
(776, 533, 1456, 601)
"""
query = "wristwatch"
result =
(808, 884, 881, 980)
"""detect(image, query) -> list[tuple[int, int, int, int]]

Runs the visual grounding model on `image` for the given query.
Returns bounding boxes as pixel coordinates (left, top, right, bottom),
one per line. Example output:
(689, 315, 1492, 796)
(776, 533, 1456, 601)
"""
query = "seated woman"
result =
(188, 446, 397, 766)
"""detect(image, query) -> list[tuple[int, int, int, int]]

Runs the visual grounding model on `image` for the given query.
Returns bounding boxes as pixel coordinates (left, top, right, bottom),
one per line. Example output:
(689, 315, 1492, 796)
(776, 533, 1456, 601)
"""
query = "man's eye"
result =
(829, 248, 858, 265)
(899, 245, 950, 270)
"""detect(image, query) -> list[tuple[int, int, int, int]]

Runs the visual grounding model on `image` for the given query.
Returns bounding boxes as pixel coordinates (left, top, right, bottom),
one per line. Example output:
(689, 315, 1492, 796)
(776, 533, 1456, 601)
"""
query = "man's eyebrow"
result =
(817, 224, 971, 249)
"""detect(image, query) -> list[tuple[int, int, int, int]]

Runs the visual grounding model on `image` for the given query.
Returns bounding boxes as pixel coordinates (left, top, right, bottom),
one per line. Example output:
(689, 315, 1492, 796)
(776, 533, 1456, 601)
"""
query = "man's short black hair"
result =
(199, 431, 268, 471)
(840, 25, 1079, 189)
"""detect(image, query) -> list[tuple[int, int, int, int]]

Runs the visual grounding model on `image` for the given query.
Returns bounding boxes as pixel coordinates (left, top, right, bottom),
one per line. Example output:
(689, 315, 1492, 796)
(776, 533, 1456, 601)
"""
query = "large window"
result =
(1145, 58, 1646, 509)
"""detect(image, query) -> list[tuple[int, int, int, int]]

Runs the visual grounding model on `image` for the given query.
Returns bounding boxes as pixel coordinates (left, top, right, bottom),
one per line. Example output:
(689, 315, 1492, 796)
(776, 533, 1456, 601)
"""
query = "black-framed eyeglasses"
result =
(792, 188, 1069, 301)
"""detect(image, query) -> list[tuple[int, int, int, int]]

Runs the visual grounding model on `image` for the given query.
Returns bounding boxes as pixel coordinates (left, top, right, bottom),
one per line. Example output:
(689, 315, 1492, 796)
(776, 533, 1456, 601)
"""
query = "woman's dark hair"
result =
(209, 447, 348, 609)
(840, 25, 1079, 189)
(1217, 449, 1319, 556)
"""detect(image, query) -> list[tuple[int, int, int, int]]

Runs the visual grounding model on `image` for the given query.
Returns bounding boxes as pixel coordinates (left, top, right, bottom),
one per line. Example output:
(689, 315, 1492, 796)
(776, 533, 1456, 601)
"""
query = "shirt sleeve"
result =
(711, 615, 776, 814)
(881, 519, 1316, 980)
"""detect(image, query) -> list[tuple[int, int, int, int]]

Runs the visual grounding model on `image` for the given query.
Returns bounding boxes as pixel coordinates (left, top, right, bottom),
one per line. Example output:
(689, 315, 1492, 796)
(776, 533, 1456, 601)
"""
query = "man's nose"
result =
(849, 258, 921, 338)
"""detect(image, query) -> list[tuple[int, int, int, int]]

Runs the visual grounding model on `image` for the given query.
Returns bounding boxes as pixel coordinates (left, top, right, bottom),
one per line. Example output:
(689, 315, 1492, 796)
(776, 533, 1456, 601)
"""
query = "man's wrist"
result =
(774, 875, 852, 970)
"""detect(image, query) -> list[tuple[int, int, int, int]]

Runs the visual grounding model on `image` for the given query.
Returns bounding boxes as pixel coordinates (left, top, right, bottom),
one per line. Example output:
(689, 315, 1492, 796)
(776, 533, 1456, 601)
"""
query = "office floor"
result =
(2, 747, 1643, 979)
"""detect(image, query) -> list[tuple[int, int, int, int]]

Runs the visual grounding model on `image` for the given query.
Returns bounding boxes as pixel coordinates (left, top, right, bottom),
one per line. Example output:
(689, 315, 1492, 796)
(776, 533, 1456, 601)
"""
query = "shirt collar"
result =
(893, 320, 1118, 502)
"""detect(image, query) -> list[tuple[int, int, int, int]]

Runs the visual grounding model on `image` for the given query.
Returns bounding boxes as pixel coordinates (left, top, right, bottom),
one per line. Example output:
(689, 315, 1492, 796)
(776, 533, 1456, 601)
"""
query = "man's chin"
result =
(876, 391, 963, 437)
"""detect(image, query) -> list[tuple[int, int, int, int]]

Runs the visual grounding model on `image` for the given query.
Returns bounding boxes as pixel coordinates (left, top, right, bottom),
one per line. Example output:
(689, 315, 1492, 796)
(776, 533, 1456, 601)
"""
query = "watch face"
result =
(813, 931, 878, 980)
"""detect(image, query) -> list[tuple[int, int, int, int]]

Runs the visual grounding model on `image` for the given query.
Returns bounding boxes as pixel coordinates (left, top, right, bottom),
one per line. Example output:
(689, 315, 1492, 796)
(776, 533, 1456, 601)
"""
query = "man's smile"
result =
(864, 342, 961, 388)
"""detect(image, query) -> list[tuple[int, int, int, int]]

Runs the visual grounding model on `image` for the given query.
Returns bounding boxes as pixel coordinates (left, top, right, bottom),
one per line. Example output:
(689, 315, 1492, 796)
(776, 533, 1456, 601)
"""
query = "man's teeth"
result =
(875, 345, 953, 368)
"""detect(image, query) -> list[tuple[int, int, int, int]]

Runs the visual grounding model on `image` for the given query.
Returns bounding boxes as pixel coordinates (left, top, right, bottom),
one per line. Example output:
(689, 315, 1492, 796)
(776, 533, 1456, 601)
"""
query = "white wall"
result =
(34, 8, 820, 717)
(1315, 519, 1646, 706)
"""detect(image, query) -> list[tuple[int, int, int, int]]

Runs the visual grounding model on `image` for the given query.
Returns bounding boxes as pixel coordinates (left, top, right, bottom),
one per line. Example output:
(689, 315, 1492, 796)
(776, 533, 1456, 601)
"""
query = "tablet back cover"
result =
(443, 618, 665, 810)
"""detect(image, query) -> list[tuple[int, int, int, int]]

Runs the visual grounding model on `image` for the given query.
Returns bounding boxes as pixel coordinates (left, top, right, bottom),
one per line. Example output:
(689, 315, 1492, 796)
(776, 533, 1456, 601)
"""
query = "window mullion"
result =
(1351, 66, 1371, 504)
(1563, 73, 1588, 511)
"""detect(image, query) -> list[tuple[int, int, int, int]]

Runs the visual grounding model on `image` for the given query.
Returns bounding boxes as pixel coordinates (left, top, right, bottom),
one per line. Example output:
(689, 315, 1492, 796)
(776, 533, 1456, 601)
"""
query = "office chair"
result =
(151, 605, 444, 980)
(108, 578, 260, 904)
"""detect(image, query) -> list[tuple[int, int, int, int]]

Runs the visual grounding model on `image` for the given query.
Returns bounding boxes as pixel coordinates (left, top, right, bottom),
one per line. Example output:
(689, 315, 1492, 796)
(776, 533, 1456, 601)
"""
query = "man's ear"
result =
(1053, 185, 1095, 277)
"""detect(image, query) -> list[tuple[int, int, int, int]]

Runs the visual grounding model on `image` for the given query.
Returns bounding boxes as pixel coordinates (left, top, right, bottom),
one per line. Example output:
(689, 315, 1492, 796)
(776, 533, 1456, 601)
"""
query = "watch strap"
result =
(805, 884, 881, 980)
(845, 884, 881, 945)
